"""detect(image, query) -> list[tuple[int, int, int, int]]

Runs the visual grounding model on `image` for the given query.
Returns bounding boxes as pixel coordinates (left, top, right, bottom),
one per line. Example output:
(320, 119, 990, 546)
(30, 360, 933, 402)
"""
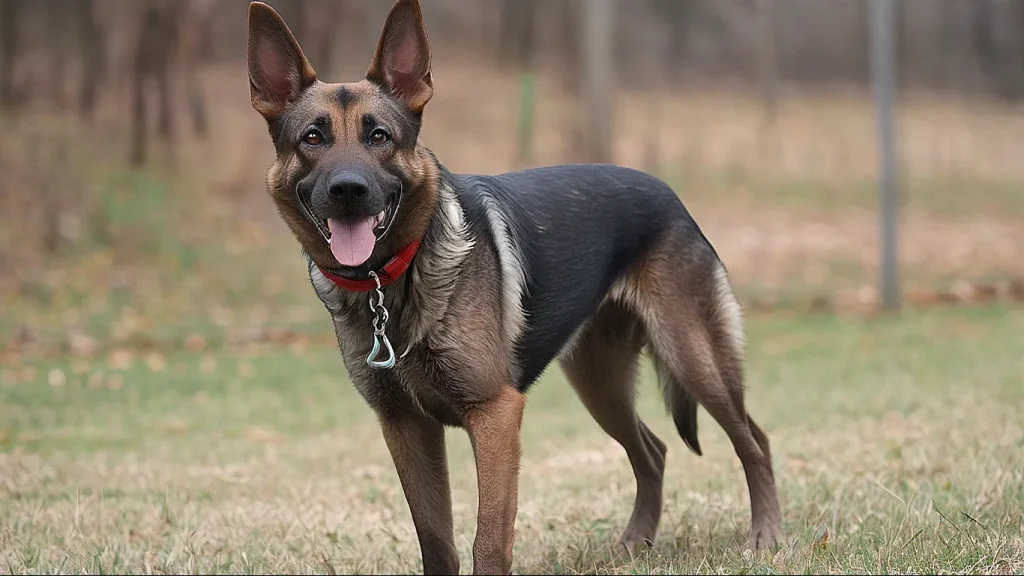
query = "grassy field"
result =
(2, 58, 1024, 575)
(2, 304, 1023, 574)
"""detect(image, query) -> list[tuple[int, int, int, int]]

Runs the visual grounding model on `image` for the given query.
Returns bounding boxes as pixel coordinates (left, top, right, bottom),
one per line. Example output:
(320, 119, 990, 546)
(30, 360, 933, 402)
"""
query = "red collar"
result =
(316, 239, 421, 292)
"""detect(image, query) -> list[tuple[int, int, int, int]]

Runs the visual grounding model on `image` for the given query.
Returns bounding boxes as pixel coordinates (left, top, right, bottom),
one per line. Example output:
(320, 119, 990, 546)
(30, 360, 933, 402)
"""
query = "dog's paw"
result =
(746, 522, 784, 553)
(617, 535, 654, 560)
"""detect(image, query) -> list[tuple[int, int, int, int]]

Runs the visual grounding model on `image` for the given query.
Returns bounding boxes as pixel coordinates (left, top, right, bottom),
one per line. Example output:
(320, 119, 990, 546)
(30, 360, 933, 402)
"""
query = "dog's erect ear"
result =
(366, 0, 433, 113)
(247, 1, 317, 119)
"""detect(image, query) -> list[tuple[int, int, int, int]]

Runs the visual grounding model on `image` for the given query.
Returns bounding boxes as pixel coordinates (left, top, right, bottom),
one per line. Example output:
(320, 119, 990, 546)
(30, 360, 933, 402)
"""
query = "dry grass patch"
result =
(2, 305, 1023, 574)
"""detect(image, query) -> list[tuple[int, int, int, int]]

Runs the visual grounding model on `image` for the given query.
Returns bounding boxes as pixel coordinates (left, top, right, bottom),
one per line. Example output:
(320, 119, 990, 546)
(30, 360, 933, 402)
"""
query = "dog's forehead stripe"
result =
(338, 86, 356, 108)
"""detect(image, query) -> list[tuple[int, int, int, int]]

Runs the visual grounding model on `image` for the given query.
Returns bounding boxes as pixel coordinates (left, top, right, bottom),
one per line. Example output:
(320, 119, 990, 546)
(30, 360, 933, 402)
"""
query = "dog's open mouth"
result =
(323, 213, 383, 267)
(297, 190, 401, 268)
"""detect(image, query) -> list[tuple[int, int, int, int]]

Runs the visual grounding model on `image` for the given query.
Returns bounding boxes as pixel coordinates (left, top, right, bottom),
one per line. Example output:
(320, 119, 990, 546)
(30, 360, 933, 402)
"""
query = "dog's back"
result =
(452, 163, 721, 388)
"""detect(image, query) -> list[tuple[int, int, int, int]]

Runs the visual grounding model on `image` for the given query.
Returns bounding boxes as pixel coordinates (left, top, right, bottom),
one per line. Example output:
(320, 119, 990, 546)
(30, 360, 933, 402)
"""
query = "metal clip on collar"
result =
(366, 271, 396, 370)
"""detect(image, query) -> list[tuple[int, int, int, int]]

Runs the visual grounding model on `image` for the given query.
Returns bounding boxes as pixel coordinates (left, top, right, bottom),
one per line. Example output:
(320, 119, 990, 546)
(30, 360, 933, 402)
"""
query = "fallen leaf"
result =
(48, 368, 66, 387)
(184, 333, 206, 352)
(245, 426, 282, 444)
(108, 348, 133, 370)
(87, 370, 105, 389)
(68, 332, 98, 357)
(950, 279, 976, 303)
(145, 353, 167, 373)
(811, 522, 830, 548)
(71, 360, 91, 375)
(163, 419, 188, 434)
(772, 547, 789, 567)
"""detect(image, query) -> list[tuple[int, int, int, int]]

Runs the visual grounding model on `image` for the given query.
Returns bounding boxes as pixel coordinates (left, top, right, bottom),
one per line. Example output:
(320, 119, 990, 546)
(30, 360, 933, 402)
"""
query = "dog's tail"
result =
(649, 259, 747, 458)
(652, 354, 703, 456)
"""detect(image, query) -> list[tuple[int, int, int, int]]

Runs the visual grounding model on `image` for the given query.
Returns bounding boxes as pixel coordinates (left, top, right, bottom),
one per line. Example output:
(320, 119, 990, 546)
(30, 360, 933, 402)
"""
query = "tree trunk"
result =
(582, 0, 615, 164)
(654, 0, 691, 87)
(756, 0, 779, 127)
(78, 0, 105, 119)
(43, 0, 74, 108)
(558, 0, 585, 163)
(155, 1, 181, 143)
(0, 0, 23, 109)
(183, 0, 212, 137)
(130, 0, 162, 166)
(497, 0, 536, 69)
(317, 1, 341, 78)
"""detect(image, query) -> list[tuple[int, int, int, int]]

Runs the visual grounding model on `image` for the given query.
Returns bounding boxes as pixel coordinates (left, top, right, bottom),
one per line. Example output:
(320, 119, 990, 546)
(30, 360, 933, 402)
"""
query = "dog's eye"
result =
(368, 128, 390, 146)
(303, 129, 324, 147)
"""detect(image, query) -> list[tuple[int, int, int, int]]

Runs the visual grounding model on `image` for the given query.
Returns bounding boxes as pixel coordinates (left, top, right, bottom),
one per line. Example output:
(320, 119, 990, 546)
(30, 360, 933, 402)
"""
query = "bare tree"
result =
(755, 0, 779, 127)
(180, 0, 212, 137)
(130, 0, 163, 166)
(582, 0, 615, 164)
(652, 0, 693, 87)
(42, 0, 74, 108)
(156, 1, 181, 143)
(975, 0, 1024, 101)
(497, 0, 537, 69)
(557, 0, 585, 164)
(311, 0, 342, 77)
(0, 0, 22, 109)
(77, 0, 105, 119)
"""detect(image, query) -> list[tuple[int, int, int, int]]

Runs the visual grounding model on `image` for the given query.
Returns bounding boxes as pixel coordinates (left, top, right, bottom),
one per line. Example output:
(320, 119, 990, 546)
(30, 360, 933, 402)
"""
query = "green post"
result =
(517, 72, 535, 166)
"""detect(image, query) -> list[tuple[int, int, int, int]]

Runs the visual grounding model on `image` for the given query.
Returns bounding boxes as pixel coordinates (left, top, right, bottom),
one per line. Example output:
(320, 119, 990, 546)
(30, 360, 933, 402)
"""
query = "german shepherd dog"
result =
(247, 1, 783, 573)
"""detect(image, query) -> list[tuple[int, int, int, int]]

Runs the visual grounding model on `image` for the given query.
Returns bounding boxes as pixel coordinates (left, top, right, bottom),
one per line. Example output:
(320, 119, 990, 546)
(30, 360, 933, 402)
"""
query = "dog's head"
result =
(247, 0, 438, 272)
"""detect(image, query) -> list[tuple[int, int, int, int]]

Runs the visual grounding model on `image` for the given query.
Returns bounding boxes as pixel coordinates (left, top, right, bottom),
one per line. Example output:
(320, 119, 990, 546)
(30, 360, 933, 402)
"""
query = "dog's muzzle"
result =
(296, 183, 403, 247)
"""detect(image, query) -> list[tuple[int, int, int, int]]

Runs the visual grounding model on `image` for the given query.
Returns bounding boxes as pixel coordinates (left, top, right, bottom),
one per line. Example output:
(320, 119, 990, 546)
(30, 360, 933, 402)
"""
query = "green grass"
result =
(2, 304, 1023, 574)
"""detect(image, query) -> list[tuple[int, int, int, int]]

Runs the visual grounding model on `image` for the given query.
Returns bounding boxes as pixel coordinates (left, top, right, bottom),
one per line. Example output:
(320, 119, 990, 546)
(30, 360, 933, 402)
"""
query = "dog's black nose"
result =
(328, 172, 370, 200)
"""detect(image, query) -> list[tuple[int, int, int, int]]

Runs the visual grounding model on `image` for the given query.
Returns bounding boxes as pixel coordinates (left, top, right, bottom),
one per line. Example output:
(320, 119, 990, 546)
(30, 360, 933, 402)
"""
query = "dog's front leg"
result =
(465, 385, 526, 575)
(380, 413, 459, 575)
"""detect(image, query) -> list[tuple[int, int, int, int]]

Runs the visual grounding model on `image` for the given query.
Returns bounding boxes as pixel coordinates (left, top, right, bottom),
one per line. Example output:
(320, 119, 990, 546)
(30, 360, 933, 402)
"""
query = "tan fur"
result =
(559, 302, 667, 555)
(465, 385, 526, 575)
(614, 227, 784, 551)
(250, 2, 782, 573)
(379, 412, 459, 575)
(476, 193, 529, 347)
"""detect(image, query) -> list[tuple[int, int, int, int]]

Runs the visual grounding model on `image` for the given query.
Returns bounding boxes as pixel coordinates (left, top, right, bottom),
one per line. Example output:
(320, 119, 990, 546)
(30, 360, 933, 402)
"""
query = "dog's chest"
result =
(309, 266, 465, 425)
(334, 311, 465, 426)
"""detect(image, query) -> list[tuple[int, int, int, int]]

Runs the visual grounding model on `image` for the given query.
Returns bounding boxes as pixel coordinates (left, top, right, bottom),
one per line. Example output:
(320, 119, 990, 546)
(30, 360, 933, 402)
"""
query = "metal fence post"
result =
(871, 0, 901, 311)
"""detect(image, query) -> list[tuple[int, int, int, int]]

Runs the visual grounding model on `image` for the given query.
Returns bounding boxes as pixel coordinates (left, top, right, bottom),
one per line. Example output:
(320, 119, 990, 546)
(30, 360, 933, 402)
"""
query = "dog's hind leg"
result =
(560, 301, 668, 556)
(624, 231, 783, 551)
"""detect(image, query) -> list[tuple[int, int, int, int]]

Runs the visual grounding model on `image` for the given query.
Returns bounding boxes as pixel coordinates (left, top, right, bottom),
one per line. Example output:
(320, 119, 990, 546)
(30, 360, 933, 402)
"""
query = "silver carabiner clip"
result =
(365, 271, 397, 370)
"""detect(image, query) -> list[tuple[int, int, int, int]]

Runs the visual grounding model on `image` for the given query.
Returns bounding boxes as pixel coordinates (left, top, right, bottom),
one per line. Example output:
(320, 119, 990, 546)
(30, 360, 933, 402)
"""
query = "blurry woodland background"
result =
(3, 4, 1024, 573)
(2, 0, 1024, 358)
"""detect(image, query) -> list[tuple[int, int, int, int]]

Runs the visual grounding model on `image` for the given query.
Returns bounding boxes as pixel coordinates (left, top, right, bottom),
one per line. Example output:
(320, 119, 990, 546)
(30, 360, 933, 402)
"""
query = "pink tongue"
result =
(328, 217, 377, 267)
